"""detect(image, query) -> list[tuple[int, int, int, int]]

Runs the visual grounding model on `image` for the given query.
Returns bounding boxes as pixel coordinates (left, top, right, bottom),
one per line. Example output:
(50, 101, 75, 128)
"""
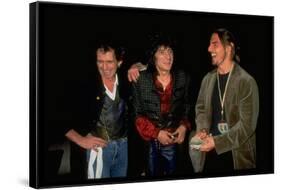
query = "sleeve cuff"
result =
(135, 116, 159, 141)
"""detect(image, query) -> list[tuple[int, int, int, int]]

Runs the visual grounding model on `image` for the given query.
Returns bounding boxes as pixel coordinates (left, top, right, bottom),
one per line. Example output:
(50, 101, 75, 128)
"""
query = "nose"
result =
(165, 51, 172, 60)
(208, 44, 212, 53)
(166, 53, 171, 59)
(102, 63, 108, 70)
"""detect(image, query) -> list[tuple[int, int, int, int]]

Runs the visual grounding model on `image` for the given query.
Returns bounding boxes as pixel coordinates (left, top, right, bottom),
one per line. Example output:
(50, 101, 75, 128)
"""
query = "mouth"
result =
(103, 71, 111, 75)
(211, 52, 217, 58)
(164, 60, 172, 65)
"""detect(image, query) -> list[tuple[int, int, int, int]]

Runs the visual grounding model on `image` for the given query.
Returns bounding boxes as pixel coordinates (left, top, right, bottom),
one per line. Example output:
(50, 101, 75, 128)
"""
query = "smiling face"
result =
(96, 49, 120, 81)
(208, 33, 229, 66)
(154, 45, 174, 73)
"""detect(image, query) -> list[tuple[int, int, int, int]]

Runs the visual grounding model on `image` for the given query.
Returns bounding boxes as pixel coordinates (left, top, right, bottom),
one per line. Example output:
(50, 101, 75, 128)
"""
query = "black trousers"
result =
(203, 149, 234, 174)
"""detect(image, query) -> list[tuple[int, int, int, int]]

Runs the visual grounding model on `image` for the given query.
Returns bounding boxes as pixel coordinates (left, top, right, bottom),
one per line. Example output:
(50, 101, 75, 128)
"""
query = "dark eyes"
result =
(158, 50, 173, 54)
(97, 61, 114, 64)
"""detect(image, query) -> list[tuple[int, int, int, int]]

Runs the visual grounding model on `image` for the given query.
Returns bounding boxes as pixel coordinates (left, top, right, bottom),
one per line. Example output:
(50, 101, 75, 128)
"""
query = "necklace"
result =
(216, 63, 234, 120)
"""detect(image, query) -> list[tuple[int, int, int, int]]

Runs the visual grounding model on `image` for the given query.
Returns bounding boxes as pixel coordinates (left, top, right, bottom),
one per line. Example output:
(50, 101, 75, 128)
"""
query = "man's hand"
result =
(127, 62, 147, 82)
(194, 128, 208, 140)
(66, 129, 107, 151)
(77, 134, 107, 151)
(172, 125, 187, 144)
(157, 130, 174, 145)
(199, 136, 215, 152)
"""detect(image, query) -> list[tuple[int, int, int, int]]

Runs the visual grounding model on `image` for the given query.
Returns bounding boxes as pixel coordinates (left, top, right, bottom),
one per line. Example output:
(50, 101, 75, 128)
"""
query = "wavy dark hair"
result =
(146, 33, 177, 73)
(213, 28, 240, 63)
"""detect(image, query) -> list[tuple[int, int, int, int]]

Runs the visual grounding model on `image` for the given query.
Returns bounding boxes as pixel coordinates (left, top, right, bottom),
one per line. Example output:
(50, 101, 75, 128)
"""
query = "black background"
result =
(33, 2, 273, 187)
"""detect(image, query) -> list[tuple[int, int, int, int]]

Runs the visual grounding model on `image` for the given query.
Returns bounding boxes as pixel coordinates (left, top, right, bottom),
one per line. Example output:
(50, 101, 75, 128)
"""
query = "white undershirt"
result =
(103, 75, 118, 100)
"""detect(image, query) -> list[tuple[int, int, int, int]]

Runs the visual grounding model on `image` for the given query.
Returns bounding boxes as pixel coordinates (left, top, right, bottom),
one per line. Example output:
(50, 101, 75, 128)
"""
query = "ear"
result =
(117, 60, 123, 68)
(226, 43, 233, 55)
(229, 42, 235, 52)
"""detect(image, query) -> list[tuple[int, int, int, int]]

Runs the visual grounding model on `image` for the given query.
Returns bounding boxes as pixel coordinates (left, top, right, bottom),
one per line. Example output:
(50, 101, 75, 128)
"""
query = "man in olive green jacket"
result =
(191, 28, 259, 172)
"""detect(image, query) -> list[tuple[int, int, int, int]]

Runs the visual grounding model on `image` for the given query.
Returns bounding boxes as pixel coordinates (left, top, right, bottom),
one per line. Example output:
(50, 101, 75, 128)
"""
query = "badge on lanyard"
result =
(217, 120, 229, 134)
(216, 64, 234, 134)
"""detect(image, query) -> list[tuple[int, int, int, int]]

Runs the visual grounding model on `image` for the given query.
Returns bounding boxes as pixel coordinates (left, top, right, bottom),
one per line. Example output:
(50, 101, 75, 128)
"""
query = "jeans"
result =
(87, 138, 128, 178)
(149, 140, 176, 176)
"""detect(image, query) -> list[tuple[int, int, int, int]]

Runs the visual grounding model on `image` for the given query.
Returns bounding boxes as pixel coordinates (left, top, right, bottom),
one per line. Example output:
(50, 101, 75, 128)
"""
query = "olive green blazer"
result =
(193, 63, 259, 171)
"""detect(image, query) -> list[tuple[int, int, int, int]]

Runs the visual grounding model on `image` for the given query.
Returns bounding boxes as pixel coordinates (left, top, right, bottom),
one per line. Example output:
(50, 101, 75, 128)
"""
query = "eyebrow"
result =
(211, 41, 219, 45)
(97, 59, 114, 62)
(158, 47, 173, 51)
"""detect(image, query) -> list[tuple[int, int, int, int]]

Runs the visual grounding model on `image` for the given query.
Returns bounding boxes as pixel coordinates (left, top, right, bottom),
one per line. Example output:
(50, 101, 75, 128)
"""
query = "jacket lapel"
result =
(224, 64, 239, 124)
(206, 71, 216, 123)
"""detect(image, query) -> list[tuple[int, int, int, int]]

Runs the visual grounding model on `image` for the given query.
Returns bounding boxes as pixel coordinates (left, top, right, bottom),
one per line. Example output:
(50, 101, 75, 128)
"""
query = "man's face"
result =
(154, 45, 174, 73)
(208, 33, 227, 66)
(96, 49, 119, 80)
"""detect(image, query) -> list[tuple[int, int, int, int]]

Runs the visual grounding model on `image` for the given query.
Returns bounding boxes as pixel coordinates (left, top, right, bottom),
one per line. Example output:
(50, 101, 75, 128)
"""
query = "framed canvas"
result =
(29, 1, 274, 188)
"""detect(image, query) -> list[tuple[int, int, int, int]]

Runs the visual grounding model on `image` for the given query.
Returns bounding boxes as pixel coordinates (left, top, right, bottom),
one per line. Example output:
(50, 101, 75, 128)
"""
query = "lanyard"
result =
(216, 64, 234, 120)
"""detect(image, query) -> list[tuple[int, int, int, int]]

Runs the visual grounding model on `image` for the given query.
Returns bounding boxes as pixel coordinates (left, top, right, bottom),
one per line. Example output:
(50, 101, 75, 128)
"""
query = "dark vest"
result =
(92, 86, 127, 141)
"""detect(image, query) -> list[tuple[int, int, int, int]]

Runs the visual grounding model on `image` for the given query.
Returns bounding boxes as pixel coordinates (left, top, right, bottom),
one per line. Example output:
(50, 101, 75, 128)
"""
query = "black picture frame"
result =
(29, 1, 274, 188)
